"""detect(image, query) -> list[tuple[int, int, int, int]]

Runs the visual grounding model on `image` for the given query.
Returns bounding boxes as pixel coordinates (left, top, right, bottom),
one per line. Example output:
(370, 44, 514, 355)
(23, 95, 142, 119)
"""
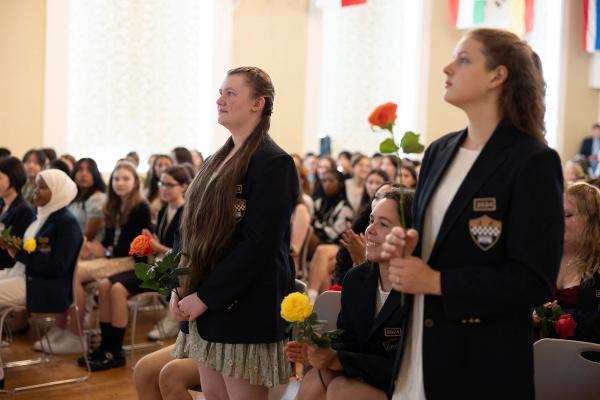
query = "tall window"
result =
(67, 1, 220, 170)
(306, 0, 427, 156)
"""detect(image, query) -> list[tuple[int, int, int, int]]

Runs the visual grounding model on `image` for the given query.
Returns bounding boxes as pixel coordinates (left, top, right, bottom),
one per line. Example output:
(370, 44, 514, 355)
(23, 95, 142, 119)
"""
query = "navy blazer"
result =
(391, 120, 564, 399)
(16, 207, 83, 313)
(334, 263, 408, 397)
(0, 195, 35, 269)
(195, 138, 299, 343)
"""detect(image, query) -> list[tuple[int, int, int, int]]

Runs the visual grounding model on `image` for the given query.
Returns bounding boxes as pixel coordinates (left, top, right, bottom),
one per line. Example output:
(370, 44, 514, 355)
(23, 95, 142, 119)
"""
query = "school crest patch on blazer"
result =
(469, 215, 502, 251)
(234, 198, 246, 221)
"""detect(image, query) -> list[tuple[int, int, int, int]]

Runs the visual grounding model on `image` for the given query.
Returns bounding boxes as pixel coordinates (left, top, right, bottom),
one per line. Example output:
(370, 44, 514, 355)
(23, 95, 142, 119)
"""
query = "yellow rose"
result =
(280, 292, 313, 323)
(23, 239, 36, 254)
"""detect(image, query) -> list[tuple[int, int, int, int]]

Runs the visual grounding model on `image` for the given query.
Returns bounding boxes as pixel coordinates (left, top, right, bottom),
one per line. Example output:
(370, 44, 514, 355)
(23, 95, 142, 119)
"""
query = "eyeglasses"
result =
(158, 181, 180, 189)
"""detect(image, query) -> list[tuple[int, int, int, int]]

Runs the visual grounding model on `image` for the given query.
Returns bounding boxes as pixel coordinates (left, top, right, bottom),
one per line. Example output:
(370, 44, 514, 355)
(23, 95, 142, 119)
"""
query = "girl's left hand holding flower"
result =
(306, 346, 342, 371)
(178, 293, 208, 321)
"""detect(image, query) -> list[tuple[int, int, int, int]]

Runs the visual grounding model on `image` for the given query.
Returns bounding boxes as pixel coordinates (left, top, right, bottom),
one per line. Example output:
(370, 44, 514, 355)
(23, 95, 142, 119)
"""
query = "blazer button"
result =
(424, 318, 434, 328)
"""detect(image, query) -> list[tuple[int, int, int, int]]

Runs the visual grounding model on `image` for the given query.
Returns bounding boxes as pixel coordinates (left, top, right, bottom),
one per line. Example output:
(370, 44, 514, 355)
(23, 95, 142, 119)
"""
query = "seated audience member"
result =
(303, 152, 318, 193)
(0, 170, 83, 353)
(355, 169, 389, 217)
(534, 183, 600, 343)
(21, 149, 47, 204)
(68, 158, 107, 243)
(74, 161, 151, 333)
(399, 164, 418, 189)
(579, 123, 600, 163)
(337, 151, 353, 180)
(380, 154, 400, 184)
(0, 148, 11, 158)
(143, 154, 174, 225)
(80, 165, 189, 370)
(190, 149, 203, 173)
(345, 154, 371, 214)
(291, 177, 312, 277)
(41, 148, 57, 166)
(286, 190, 413, 400)
(564, 160, 588, 183)
(48, 159, 71, 175)
(0, 157, 35, 270)
(171, 147, 193, 165)
(145, 165, 192, 340)
(312, 169, 353, 246)
(126, 151, 140, 167)
(295, 162, 314, 217)
(371, 152, 382, 170)
(58, 154, 77, 173)
(134, 344, 200, 400)
(312, 156, 337, 200)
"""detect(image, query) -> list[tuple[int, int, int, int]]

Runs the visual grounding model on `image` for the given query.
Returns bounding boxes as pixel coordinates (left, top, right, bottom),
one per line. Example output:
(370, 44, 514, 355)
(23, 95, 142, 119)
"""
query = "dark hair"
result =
(400, 164, 418, 188)
(382, 188, 415, 229)
(49, 159, 71, 175)
(0, 148, 11, 158)
(181, 66, 275, 296)
(359, 169, 390, 210)
(0, 156, 27, 193)
(593, 123, 600, 130)
(338, 151, 352, 160)
(467, 28, 546, 143)
(22, 149, 47, 167)
(350, 153, 369, 168)
(59, 154, 77, 171)
(146, 154, 174, 202)
(73, 158, 107, 202)
(172, 147, 194, 165)
(178, 162, 196, 182)
(312, 156, 338, 200)
(162, 164, 193, 186)
(371, 152, 382, 158)
(41, 148, 57, 163)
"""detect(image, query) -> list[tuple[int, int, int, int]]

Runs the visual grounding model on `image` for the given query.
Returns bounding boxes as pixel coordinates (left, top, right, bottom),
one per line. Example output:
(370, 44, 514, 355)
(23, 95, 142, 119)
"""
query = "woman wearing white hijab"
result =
(0, 169, 82, 342)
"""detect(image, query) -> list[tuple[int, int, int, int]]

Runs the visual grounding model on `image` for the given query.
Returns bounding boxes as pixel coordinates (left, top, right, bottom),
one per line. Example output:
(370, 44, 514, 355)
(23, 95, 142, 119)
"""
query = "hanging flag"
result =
(341, 0, 366, 7)
(448, 0, 534, 35)
(583, 0, 600, 52)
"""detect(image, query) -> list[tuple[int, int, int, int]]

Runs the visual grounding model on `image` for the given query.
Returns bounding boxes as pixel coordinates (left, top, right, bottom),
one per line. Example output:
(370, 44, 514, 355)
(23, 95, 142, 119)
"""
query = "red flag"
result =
(524, 0, 535, 33)
(342, 0, 367, 7)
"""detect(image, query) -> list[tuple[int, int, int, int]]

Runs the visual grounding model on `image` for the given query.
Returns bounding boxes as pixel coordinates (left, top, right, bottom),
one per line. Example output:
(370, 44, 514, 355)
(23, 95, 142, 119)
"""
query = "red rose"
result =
(555, 313, 577, 339)
(368, 102, 397, 130)
(129, 234, 154, 257)
(328, 284, 342, 292)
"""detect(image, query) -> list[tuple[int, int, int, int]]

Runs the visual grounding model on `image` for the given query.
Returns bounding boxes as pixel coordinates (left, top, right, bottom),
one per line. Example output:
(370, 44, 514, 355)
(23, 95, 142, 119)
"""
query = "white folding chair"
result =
(534, 338, 600, 400)
(123, 292, 166, 358)
(313, 290, 341, 333)
(0, 240, 90, 394)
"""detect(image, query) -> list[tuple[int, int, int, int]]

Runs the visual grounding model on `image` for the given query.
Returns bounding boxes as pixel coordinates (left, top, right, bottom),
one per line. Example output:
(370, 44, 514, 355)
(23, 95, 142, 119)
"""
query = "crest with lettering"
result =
(469, 215, 502, 251)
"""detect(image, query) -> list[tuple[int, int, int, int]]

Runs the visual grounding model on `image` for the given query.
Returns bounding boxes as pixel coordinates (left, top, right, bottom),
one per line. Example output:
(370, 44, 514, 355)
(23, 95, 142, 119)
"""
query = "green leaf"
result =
(134, 263, 150, 280)
(379, 138, 399, 154)
(400, 131, 425, 154)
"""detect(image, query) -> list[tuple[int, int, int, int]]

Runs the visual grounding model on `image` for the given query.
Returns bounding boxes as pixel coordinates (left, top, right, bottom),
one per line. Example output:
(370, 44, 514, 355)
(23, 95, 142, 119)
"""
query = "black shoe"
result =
(88, 350, 126, 372)
(77, 348, 104, 367)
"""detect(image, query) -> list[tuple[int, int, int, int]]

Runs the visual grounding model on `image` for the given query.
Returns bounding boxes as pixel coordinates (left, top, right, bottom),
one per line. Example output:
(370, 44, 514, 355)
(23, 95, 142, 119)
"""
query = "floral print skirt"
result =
(172, 320, 290, 387)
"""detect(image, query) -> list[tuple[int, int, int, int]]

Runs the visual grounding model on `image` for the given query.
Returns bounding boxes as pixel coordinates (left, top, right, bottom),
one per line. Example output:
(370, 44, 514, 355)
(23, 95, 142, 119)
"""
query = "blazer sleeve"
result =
(196, 154, 297, 311)
(16, 216, 82, 278)
(440, 148, 564, 318)
(11, 205, 36, 238)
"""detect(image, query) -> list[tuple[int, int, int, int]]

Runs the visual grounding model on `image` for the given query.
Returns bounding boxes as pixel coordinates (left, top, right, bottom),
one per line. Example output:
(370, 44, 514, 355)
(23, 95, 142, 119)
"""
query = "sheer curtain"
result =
(67, 0, 225, 171)
(306, 0, 427, 156)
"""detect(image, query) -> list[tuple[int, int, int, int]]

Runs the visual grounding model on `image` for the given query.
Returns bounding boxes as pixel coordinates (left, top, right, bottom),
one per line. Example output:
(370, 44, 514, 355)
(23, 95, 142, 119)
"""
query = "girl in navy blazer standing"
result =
(174, 67, 298, 400)
(383, 29, 564, 399)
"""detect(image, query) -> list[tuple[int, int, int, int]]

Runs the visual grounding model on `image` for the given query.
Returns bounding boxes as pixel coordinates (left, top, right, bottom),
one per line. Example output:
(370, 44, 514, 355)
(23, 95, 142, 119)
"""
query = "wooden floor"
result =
(0, 309, 177, 400)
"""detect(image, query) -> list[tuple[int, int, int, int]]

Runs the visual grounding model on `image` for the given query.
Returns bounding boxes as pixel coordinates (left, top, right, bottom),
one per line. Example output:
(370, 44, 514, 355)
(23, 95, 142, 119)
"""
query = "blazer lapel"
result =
(428, 120, 518, 262)
(415, 130, 466, 235)
(367, 289, 402, 340)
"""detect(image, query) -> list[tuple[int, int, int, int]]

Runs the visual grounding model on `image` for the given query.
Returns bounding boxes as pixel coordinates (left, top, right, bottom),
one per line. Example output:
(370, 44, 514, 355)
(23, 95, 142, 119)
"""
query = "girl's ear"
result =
(251, 96, 266, 113)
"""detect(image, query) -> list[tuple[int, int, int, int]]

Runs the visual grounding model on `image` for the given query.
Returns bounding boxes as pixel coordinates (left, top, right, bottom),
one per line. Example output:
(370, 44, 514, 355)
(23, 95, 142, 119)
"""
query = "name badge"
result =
(595, 290, 600, 298)
(473, 197, 496, 212)
(235, 184, 243, 195)
(384, 327, 401, 337)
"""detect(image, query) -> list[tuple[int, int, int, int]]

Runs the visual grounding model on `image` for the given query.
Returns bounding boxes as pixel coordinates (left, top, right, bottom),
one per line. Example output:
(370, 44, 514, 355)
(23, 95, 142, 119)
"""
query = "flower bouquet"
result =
(130, 234, 189, 298)
(535, 304, 577, 339)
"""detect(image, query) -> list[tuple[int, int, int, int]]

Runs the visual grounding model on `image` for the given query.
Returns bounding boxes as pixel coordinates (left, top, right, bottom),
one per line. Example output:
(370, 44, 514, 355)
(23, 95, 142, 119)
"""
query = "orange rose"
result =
(368, 102, 397, 130)
(129, 234, 154, 257)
